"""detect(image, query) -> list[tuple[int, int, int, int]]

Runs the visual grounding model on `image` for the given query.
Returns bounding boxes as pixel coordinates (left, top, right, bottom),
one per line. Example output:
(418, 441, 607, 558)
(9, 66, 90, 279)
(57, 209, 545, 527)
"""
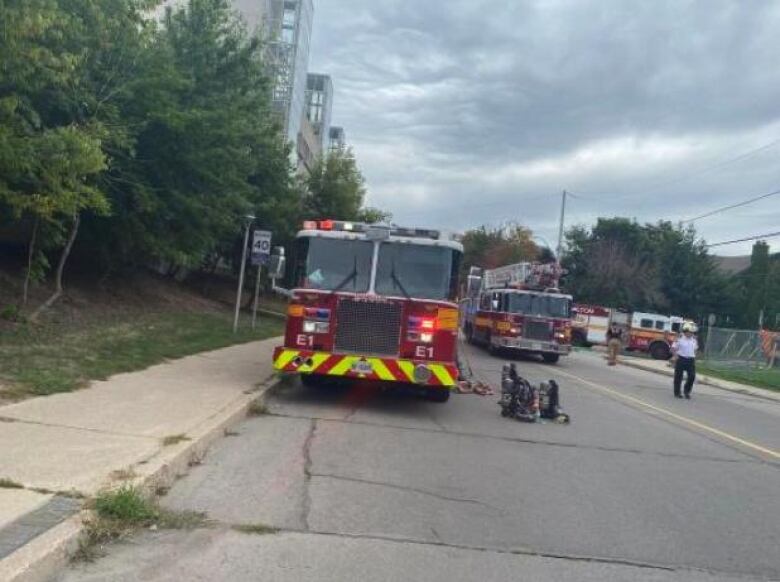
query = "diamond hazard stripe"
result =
(299, 353, 330, 373)
(274, 349, 299, 370)
(313, 354, 341, 375)
(382, 359, 406, 382)
(369, 359, 395, 382)
(273, 348, 458, 386)
(430, 364, 455, 387)
(397, 361, 416, 382)
(329, 356, 356, 376)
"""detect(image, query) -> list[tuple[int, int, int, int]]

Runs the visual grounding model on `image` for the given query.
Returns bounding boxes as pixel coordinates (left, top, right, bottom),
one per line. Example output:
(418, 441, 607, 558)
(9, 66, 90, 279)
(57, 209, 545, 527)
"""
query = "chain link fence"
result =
(702, 327, 779, 370)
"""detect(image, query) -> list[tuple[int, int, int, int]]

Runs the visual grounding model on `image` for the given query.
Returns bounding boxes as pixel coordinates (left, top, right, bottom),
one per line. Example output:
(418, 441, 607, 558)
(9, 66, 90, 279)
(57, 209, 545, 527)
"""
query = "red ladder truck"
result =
(461, 262, 573, 363)
(269, 220, 463, 402)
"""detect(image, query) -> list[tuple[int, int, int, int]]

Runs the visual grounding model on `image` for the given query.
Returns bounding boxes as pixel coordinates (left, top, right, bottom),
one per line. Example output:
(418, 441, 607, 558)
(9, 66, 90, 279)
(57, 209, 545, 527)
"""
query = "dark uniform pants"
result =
(674, 356, 696, 396)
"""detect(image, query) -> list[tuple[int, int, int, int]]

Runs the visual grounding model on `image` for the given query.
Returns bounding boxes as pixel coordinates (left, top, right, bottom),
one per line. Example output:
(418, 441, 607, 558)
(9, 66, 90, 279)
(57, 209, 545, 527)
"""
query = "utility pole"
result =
(556, 190, 567, 263)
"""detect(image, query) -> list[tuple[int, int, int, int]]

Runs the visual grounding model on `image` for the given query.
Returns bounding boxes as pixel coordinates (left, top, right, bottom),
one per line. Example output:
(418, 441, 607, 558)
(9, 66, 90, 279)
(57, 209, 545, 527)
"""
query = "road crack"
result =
(300, 419, 317, 531)
(309, 472, 500, 512)
(297, 529, 684, 573)
(266, 412, 758, 465)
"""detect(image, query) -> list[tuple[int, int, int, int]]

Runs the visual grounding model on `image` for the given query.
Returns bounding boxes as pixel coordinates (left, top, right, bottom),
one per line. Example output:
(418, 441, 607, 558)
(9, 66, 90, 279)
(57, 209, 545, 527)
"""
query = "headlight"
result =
(303, 321, 329, 334)
(420, 332, 434, 343)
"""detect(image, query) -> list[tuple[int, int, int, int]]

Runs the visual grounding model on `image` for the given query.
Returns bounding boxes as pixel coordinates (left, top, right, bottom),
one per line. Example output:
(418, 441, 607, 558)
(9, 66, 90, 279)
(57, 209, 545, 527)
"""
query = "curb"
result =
(618, 359, 780, 403)
(256, 308, 286, 319)
(0, 376, 282, 582)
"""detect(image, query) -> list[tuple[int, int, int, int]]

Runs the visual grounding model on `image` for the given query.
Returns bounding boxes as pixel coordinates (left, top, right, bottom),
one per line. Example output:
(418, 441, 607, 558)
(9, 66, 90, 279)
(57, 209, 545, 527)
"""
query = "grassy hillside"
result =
(0, 265, 284, 402)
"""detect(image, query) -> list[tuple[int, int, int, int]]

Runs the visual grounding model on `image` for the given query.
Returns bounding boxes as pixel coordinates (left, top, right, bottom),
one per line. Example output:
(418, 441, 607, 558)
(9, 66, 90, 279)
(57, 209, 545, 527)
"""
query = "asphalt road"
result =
(62, 346, 780, 582)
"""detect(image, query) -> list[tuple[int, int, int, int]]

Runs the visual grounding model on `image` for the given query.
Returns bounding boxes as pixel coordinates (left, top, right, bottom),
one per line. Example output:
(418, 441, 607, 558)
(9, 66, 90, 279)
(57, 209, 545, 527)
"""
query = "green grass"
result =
(698, 363, 780, 392)
(0, 312, 282, 398)
(247, 399, 269, 417)
(93, 485, 160, 524)
(161, 434, 191, 447)
(0, 477, 24, 489)
(232, 523, 278, 535)
(74, 485, 208, 562)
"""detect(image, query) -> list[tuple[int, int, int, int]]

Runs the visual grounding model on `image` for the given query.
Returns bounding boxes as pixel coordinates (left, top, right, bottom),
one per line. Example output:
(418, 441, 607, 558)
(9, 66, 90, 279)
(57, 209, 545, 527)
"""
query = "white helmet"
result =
(682, 322, 696, 333)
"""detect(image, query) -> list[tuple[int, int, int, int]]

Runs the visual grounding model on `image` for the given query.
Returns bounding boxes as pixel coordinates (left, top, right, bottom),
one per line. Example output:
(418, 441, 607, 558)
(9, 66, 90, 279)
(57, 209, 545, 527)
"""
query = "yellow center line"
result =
(553, 367, 780, 460)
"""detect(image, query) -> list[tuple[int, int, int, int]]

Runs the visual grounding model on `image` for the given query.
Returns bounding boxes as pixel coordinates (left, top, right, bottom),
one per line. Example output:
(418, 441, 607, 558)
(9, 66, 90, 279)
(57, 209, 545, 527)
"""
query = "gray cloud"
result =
(309, 0, 780, 255)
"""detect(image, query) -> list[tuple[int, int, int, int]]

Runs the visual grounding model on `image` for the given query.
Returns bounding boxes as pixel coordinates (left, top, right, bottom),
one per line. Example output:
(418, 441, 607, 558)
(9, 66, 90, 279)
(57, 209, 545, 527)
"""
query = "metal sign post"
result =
(251, 265, 262, 330)
(233, 217, 255, 333)
(250, 230, 272, 330)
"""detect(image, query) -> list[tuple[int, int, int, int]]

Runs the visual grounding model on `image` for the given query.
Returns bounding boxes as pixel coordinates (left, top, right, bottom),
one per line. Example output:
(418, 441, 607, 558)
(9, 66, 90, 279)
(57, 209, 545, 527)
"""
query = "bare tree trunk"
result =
(31, 213, 81, 322)
(22, 217, 40, 307)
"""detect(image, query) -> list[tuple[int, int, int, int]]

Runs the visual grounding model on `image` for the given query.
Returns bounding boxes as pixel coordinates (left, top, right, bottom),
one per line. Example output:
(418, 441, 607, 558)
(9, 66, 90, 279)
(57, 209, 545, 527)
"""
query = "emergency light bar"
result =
(302, 220, 441, 240)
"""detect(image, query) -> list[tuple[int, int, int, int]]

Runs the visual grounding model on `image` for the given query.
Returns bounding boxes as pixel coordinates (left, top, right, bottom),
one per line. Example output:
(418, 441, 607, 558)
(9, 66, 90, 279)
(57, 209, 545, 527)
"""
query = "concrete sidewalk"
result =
(617, 356, 780, 402)
(0, 336, 280, 581)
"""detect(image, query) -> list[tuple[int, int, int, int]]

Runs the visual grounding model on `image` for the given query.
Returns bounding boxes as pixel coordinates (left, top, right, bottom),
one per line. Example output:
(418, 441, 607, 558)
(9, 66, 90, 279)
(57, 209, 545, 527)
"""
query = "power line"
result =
(682, 188, 780, 223)
(706, 231, 780, 248)
(568, 135, 780, 202)
(654, 136, 780, 192)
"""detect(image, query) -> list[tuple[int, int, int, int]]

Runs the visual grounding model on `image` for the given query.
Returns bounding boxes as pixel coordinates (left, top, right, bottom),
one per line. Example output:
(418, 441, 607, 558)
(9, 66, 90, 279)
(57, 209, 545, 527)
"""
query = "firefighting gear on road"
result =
(499, 363, 571, 423)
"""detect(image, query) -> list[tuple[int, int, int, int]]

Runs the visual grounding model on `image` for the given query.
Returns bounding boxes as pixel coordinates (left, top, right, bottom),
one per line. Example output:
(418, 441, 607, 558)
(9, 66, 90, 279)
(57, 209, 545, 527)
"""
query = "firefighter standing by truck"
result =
(672, 322, 698, 399)
(606, 323, 624, 366)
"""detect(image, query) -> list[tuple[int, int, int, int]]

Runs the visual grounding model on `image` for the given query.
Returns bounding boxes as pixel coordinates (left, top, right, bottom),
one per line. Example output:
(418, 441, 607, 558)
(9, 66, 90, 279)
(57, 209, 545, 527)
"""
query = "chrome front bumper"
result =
(491, 337, 571, 354)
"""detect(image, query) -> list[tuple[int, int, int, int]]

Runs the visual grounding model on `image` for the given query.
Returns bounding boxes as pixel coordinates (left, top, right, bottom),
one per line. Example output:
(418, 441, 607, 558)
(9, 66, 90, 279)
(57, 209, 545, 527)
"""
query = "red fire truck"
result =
(270, 220, 463, 402)
(572, 305, 687, 360)
(461, 262, 573, 363)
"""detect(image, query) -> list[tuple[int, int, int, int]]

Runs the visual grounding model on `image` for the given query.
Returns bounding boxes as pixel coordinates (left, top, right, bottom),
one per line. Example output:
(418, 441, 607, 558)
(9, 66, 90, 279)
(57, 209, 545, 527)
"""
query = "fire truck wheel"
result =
(572, 331, 589, 347)
(486, 335, 500, 356)
(542, 353, 560, 364)
(650, 342, 671, 360)
(426, 388, 451, 403)
(301, 374, 327, 388)
(465, 324, 475, 344)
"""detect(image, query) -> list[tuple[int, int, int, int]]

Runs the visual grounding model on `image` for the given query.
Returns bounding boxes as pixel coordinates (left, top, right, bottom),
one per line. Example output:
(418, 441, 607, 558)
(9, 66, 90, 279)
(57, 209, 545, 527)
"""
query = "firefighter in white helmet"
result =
(672, 322, 698, 399)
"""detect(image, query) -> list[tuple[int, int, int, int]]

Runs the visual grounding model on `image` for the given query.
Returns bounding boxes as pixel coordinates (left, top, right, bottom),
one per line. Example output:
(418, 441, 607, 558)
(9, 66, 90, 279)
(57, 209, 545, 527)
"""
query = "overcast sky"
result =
(306, 0, 780, 256)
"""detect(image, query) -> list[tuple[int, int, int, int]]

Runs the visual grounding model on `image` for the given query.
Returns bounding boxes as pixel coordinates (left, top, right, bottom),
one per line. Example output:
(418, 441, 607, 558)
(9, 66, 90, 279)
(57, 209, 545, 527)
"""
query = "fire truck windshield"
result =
(298, 237, 373, 292)
(375, 243, 458, 300)
(507, 293, 572, 318)
(296, 237, 459, 299)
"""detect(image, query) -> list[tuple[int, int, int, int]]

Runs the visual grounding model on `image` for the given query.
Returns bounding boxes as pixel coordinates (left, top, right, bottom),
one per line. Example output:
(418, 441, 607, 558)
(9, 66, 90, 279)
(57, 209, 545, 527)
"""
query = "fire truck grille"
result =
(524, 320, 553, 341)
(335, 299, 402, 356)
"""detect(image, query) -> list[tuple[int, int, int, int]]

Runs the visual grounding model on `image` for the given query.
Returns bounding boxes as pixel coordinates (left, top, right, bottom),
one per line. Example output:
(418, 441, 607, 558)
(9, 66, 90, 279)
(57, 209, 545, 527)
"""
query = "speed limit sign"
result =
(251, 230, 272, 266)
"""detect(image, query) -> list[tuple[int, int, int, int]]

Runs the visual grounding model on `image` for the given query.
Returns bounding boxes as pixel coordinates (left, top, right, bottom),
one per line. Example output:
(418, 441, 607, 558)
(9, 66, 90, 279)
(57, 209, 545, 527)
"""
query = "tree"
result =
(461, 224, 538, 274)
(303, 148, 388, 223)
(0, 0, 113, 312)
(78, 0, 295, 274)
(0, 0, 377, 312)
(742, 242, 771, 328)
(562, 218, 728, 318)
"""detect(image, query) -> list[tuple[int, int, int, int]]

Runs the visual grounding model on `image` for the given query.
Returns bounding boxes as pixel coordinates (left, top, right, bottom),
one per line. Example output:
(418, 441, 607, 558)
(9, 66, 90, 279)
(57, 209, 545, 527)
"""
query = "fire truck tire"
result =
(301, 374, 327, 388)
(426, 388, 451, 403)
(542, 353, 560, 364)
(572, 331, 590, 347)
(650, 342, 671, 360)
